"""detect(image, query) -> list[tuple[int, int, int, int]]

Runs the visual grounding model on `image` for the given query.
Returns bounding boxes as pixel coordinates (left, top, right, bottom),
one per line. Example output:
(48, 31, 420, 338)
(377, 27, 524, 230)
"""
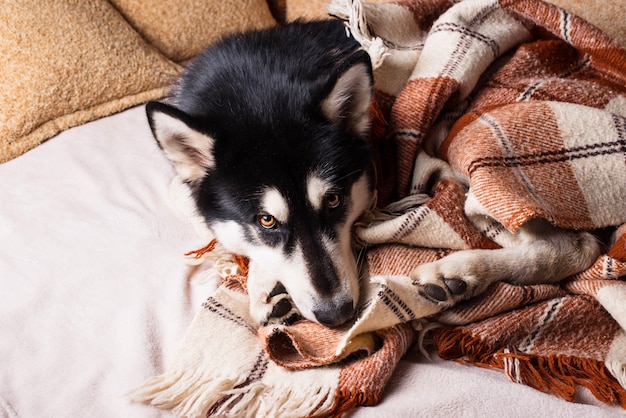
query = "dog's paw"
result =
(410, 257, 484, 307)
(251, 282, 303, 327)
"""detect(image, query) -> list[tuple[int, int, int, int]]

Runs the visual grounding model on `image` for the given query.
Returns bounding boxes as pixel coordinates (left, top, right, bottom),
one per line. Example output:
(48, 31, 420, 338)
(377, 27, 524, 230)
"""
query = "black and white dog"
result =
(147, 20, 374, 327)
(147, 20, 602, 327)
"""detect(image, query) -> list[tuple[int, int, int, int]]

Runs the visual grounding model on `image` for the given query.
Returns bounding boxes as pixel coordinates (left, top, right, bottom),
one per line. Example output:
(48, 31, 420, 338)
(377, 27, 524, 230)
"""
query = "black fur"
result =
(147, 20, 374, 326)
(158, 20, 371, 242)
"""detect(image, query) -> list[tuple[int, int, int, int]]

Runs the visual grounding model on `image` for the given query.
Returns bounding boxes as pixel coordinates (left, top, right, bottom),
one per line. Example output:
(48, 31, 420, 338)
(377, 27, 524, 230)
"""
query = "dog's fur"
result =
(148, 20, 603, 327)
(147, 20, 374, 326)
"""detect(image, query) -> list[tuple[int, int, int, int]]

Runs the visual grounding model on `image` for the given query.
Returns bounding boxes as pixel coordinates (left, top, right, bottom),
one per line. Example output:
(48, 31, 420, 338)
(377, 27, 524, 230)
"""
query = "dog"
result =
(147, 19, 603, 328)
(146, 20, 374, 327)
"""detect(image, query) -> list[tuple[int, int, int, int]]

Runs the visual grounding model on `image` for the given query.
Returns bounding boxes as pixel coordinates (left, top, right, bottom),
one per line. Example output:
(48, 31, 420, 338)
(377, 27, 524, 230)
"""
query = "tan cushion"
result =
(283, 0, 333, 21)
(0, 0, 277, 163)
(0, 0, 182, 163)
(278, 0, 393, 22)
(546, 0, 625, 47)
(110, 0, 276, 62)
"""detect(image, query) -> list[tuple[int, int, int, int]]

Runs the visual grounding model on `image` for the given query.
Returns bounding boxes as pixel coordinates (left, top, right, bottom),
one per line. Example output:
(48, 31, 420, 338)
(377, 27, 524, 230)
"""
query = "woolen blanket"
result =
(130, 0, 626, 415)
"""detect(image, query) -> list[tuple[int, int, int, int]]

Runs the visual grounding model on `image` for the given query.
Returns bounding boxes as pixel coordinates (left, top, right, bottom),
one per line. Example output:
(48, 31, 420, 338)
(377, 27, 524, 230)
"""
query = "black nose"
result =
(313, 299, 355, 327)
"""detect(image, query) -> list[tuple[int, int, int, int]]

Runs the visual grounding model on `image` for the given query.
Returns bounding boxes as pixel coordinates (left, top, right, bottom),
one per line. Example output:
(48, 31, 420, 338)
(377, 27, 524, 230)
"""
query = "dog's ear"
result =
(321, 50, 373, 138)
(146, 101, 215, 186)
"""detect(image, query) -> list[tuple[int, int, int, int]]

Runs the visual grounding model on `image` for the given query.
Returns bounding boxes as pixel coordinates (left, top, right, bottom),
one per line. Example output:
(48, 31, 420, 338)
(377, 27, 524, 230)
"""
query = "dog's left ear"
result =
(146, 101, 215, 188)
(321, 50, 373, 138)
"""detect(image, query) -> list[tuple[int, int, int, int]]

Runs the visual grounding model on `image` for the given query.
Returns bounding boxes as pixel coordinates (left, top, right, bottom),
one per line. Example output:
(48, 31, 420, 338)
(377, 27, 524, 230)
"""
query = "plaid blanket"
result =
(130, 0, 626, 416)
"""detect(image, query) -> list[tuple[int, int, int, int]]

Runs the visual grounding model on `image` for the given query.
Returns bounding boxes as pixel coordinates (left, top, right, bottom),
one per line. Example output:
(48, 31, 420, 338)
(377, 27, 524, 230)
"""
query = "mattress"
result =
(0, 105, 620, 417)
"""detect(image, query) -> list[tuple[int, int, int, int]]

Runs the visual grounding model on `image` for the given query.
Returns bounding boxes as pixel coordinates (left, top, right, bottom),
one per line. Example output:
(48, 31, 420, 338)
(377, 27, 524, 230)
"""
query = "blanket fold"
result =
(131, 0, 626, 416)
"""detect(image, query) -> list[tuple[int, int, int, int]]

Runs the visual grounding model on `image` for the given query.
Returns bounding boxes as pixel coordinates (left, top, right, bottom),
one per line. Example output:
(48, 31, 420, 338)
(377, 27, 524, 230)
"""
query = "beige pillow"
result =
(110, 0, 277, 62)
(276, 0, 389, 23)
(0, 0, 182, 163)
(546, 0, 625, 47)
(0, 0, 277, 163)
(282, 0, 332, 21)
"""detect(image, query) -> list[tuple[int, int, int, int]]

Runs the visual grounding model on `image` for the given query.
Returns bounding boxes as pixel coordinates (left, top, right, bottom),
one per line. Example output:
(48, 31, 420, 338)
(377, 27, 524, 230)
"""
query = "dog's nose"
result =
(313, 299, 355, 327)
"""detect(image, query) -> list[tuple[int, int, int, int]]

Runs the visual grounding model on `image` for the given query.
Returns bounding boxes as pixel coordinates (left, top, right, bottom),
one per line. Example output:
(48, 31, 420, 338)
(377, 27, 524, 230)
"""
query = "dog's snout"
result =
(313, 299, 355, 327)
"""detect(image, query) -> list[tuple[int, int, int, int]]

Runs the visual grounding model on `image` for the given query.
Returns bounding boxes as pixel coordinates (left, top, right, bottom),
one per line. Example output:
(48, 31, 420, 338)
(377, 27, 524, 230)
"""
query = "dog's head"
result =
(147, 34, 373, 326)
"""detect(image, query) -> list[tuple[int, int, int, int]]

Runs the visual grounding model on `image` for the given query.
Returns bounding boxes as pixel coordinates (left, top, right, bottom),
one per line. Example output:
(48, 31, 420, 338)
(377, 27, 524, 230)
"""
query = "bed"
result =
(2, 0, 626, 417)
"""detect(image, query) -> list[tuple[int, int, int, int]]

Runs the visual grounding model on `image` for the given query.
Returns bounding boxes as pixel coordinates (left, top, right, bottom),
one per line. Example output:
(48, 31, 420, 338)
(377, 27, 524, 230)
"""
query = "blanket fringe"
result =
(328, 0, 388, 69)
(129, 370, 336, 418)
(127, 370, 247, 418)
(606, 360, 626, 393)
(185, 239, 249, 279)
(211, 382, 335, 418)
(129, 363, 340, 418)
(434, 328, 626, 408)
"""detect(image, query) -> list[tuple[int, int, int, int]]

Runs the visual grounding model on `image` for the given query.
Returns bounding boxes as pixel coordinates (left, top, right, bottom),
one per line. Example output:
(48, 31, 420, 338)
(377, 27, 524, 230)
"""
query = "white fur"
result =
(411, 153, 602, 304)
(411, 218, 601, 305)
(210, 221, 251, 256)
(246, 245, 317, 324)
(306, 174, 333, 211)
(321, 63, 372, 137)
(245, 174, 372, 325)
(260, 187, 289, 224)
(150, 111, 215, 184)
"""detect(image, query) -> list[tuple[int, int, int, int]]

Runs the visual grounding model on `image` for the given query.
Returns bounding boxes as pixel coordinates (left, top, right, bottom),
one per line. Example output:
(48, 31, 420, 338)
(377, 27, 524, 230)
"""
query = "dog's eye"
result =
(325, 193, 342, 209)
(258, 214, 277, 229)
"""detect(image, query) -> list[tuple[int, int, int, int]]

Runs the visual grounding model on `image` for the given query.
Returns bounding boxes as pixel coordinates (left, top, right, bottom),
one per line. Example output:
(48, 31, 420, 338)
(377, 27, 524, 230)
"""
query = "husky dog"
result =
(147, 20, 374, 327)
(148, 19, 603, 328)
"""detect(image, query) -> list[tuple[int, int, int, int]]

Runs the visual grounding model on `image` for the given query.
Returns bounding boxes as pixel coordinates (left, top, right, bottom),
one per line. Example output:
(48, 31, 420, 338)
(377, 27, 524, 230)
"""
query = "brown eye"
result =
(326, 193, 342, 209)
(258, 214, 277, 229)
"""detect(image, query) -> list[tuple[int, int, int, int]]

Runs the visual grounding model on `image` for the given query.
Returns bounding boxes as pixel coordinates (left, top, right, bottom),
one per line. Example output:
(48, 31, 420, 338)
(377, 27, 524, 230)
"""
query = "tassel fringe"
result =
(127, 370, 247, 418)
(328, 0, 389, 69)
(434, 328, 626, 408)
(129, 369, 337, 418)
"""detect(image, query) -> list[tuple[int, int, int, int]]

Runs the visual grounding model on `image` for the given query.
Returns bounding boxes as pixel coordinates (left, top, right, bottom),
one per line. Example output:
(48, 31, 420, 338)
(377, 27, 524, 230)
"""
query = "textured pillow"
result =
(282, 0, 332, 21)
(546, 0, 625, 47)
(0, 0, 277, 163)
(0, 0, 182, 163)
(110, 0, 277, 62)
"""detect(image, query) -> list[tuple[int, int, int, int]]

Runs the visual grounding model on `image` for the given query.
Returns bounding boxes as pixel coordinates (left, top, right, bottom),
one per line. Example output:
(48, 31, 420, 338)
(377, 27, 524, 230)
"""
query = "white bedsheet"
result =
(0, 106, 621, 417)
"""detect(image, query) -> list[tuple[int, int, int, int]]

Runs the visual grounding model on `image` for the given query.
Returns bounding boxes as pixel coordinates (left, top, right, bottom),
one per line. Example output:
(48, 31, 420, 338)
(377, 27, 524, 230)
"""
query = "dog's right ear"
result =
(146, 101, 215, 186)
(321, 50, 373, 139)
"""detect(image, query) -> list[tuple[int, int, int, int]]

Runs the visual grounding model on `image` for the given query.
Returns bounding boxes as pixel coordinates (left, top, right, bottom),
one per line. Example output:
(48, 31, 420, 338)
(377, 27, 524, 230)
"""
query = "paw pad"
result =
(415, 277, 471, 305)
(270, 298, 293, 318)
(420, 284, 448, 301)
(444, 278, 467, 295)
(259, 282, 302, 326)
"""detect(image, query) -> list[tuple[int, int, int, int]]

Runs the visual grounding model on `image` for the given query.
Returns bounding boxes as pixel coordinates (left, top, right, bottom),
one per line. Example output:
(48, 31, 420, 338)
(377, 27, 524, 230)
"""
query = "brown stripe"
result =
(431, 22, 500, 57)
(390, 206, 432, 241)
(323, 325, 415, 416)
(206, 350, 268, 416)
(378, 284, 416, 322)
(394, 0, 453, 29)
(447, 101, 595, 231)
(203, 297, 257, 334)
(608, 225, 626, 262)
(366, 244, 451, 277)
(425, 180, 500, 249)
(500, 0, 626, 85)
(391, 77, 460, 196)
